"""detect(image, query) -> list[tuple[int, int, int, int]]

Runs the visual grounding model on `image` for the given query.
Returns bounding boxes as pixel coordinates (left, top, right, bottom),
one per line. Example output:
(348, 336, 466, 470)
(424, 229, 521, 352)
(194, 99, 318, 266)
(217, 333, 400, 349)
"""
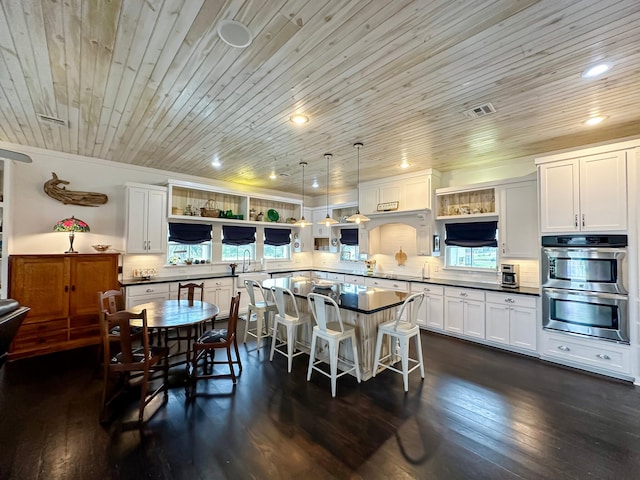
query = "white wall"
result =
(1, 141, 309, 278)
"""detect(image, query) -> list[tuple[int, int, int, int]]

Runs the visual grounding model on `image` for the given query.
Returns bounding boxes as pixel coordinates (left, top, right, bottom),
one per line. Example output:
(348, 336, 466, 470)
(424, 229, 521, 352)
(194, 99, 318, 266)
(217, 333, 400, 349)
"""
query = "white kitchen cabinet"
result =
(485, 292, 537, 351)
(359, 170, 440, 215)
(125, 184, 167, 254)
(541, 330, 630, 377)
(498, 180, 538, 258)
(169, 278, 234, 318)
(344, 274, 366, 285)
(203, 278, 234, 318)
(311, 208, 330, 238)
(365, 277, 408, 292)
(410, 283, 444, 330)
(444, 287, 485, 338)
(125, 283, 171, 308)
(538, 151, 627, 233)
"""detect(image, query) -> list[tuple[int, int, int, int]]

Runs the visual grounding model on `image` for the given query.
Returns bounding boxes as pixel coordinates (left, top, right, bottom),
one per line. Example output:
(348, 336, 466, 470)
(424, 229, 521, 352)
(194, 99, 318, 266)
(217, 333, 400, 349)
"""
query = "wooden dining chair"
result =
(187, 292, 242, 396)
(99, 308, 169, 425)
(177, 282, 208, 335)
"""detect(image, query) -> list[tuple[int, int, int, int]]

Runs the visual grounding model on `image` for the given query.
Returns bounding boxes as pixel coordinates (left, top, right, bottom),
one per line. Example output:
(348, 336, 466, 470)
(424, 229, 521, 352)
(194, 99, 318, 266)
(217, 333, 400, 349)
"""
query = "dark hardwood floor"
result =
(1, 329, 640, 479)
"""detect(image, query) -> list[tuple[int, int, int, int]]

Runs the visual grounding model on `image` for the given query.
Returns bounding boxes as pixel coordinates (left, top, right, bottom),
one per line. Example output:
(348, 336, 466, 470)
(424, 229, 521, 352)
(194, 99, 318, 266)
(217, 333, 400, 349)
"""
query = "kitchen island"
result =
(262, 276, 408, 380)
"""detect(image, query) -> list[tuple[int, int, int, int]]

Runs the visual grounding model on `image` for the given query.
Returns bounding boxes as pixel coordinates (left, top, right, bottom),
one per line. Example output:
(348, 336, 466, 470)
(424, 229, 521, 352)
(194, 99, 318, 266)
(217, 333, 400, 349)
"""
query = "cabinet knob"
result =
(505, 298, 515, 303)
(596, 353, 610, 360)
(460, 292, 468, 297)
(557, 345, 570, 352)
(582, 214, 585, 227)
(574, 214, 578, 228)
(423, 288, 430, 292)
(146, 288, 153, 293)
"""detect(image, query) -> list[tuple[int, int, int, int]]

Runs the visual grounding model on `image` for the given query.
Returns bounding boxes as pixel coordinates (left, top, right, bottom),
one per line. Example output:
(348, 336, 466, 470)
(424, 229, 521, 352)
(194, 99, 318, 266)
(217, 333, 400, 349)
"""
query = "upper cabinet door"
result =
(126, 185, 168, 254)
(499, 181, 538, 258)
(539, 159, 580, 233)
(146, 188, 168, 254)
(579, 151, 627, 232)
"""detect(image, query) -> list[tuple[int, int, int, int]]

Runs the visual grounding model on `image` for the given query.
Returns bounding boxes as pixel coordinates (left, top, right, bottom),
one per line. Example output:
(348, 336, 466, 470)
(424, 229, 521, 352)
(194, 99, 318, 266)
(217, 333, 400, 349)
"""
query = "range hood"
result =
(363, 209, 431, 230)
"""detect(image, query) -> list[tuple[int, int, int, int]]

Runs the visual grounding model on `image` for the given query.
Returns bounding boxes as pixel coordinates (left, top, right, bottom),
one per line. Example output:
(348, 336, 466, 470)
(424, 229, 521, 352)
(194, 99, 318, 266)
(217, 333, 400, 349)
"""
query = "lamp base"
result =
(65, 232, 78, 253)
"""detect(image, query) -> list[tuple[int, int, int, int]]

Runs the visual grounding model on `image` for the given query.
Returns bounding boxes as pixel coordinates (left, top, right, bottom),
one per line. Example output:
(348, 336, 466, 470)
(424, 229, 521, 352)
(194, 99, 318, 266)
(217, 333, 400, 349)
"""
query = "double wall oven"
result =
(541, 235, 629, 344)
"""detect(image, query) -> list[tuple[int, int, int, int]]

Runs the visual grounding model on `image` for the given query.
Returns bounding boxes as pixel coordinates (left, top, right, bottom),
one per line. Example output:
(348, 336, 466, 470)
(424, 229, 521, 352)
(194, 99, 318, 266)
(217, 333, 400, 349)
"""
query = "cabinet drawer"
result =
(366, 278, 408, 291)
(325, 273, 345, 282)
(16, 318, 68, 336)
(344, 275, 365, 285)
(485, 292, 536, 308)
(12, 329, 69, 351)
(127, 283, 171, 298)
(445, 287, 484, 302)
(410, 283, 444, 296)
(204, 278, 233, 288)
(542, 332, 630, 374)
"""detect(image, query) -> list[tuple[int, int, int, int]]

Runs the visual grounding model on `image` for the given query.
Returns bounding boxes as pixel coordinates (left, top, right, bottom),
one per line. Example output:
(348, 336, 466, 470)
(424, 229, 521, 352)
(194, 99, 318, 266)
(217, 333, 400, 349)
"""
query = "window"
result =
(444, 221, 498, 271)
(222, 244, 255, 262)
(340, 244, 367, 262)
(338, 228, 366, 261)
(445, 245, 497, 270)
(222, 225, 256, 262)
(167, 222, 212, 265)
(168, 242, 212, 264)
(263, 227, 291, 260)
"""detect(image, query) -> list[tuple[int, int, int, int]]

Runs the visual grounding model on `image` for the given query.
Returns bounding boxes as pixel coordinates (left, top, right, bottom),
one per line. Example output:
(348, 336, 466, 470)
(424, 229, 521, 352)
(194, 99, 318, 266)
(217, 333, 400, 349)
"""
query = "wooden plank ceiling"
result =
(0, 0, 639, 197)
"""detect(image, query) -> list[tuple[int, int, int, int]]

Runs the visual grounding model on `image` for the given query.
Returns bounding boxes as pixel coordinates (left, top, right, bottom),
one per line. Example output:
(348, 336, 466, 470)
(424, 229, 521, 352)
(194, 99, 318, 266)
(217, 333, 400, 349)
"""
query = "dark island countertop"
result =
(262, 277, 408, 315)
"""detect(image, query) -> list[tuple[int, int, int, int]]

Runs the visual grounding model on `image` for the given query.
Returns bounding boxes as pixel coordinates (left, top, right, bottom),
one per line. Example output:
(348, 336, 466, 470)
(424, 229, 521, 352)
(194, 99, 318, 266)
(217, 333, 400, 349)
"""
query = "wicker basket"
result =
(200, 200, 220, 218)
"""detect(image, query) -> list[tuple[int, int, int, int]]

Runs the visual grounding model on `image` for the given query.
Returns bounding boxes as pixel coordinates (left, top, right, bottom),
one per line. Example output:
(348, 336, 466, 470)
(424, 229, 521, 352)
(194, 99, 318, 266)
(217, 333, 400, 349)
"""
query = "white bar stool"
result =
(307, 293, 361, 397)
(372, 292, 426, 392)
(269, 286, 310, 372)
(241, 279, 277, 350)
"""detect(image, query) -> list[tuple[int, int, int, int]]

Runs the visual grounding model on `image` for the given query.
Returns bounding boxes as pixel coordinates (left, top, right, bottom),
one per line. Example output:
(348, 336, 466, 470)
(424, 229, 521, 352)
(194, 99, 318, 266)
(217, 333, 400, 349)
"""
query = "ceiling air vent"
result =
(463, 103, 497, 119)
(37, 114, 67, 127)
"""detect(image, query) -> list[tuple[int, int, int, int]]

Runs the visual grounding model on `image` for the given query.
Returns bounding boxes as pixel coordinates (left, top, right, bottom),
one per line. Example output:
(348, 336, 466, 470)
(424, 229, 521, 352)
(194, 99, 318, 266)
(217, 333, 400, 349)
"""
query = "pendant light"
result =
(347, 142, 370, 223)
(293, 161, 312, 227)
(318, 153, 338, 227)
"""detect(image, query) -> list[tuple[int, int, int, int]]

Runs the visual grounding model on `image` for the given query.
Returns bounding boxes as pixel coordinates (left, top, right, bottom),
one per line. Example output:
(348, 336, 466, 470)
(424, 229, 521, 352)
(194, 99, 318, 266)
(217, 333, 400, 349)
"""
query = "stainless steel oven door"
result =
(542, 288, 629, 343)
(542, 247, 627, 294)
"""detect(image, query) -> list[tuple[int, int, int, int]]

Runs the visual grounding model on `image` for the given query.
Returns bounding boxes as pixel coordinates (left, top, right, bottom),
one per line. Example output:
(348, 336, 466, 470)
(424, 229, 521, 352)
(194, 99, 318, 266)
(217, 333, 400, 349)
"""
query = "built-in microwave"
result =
(542, 288, 629, 343)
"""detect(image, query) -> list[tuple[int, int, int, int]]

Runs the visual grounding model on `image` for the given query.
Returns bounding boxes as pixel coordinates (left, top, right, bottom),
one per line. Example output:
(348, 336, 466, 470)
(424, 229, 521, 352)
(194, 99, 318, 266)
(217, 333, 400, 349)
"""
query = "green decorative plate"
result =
(267, 209, 279, 222)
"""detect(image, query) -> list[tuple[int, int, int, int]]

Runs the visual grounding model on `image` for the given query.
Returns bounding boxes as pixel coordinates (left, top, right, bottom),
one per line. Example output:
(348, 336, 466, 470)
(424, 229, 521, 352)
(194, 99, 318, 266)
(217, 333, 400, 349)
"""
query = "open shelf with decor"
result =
(167, 180, 302, 227)
(436, 186, 496, 220)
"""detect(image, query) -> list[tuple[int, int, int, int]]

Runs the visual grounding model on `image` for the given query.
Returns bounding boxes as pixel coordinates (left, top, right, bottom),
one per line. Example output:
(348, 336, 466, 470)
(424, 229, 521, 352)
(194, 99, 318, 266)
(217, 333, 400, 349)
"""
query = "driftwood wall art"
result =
(43, 172, 108, 207)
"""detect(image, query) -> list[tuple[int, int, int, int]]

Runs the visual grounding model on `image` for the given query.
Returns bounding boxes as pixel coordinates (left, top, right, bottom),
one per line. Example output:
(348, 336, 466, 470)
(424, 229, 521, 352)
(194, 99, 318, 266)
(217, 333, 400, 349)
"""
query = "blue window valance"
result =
(222, 225, 256, 246)
(168, 223, 212, 244)
(444, 221, 498, 248)
(340, 228, 358, 246)
(264, 228, 291, 246)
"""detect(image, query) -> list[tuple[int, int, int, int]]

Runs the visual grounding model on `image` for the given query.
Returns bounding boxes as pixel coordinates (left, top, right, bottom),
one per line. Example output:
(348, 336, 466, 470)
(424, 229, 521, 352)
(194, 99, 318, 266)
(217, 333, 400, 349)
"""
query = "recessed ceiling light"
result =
(211, 158, 222, 168)
(312, 179, 319, 188)
(582, 63, 611, 78)
(290, 114, 309, 125)
(400, 160, 409, 169)
(585, 116, 607, 126)
(269, 171, 277, 180)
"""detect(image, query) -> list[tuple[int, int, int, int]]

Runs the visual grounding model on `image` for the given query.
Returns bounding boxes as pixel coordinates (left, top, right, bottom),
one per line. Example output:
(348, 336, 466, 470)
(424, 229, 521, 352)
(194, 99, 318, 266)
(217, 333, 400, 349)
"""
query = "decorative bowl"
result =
(92, 244, 111, 252)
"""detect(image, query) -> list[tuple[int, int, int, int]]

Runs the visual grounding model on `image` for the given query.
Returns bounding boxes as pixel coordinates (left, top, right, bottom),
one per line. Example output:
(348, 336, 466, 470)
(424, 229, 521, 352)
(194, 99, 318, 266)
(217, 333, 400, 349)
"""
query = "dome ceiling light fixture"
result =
(293, 161, 312, 228)
(319, 153, 339, 228)
(217, 19, 253, 48)
(347, 142, 370, 224)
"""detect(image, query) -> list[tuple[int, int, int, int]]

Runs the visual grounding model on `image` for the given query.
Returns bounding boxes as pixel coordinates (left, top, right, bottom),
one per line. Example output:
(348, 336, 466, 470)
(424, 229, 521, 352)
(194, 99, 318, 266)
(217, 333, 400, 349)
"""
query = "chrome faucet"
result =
(242, 249, 251, 273)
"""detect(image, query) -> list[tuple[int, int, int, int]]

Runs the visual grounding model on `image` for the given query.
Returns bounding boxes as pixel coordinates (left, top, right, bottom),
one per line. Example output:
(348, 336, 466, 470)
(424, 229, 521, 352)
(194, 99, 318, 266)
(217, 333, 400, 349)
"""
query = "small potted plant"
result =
(229, 263, 238, 275)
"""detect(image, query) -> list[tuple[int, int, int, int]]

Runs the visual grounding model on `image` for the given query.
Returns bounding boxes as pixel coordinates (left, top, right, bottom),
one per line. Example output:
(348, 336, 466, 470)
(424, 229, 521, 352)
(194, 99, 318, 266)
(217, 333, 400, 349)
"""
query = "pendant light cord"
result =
(325, 154, 332, 215)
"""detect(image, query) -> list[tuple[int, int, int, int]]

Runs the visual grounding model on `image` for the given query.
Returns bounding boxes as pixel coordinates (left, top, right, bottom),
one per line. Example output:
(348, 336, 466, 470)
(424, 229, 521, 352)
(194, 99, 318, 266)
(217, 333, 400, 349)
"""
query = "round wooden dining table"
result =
(126, 299, 220, 385)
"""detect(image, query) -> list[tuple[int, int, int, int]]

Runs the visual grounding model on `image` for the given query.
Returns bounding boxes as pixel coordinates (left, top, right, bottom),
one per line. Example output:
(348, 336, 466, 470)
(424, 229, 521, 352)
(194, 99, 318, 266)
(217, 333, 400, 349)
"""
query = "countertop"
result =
(120, 267, 540, 296)
(262, 277, 408, 314)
